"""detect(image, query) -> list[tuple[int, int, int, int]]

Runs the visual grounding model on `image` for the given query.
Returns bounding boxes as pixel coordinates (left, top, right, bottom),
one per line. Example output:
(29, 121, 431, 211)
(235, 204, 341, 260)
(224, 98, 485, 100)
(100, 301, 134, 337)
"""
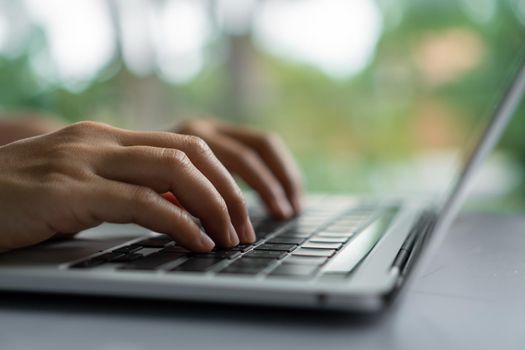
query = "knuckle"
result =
(163, 149, 191, 168)
(59, 121, 115, 144)
(66, 121, 111, 134)
(184, 135, 212, 155)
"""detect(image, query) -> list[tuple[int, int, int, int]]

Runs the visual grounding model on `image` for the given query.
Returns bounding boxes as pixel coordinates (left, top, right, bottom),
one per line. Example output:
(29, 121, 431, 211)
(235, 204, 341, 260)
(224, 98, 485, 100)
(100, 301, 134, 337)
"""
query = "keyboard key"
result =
(162, 245, 191, 254)
(113, 245, 142, 254)
(267, 237, 305, 245)
(255, 243, 297, 252)
(219, 265, 267, 275)
(70, 252, 124, 268)
(111, 252, 144, 263)
(292, 248, 336, 258)
(136, 239, 171, 248)
(227, 257, 273, 269)
(190, 250, 241, 259)
(269, 263, 319, 278)
(282, 256, 327, 265)
(171, 258, 223, 272)
(118, 251, 186, 270)
(221, 244, 253, 252)
(134, 247, 162, 256)
(309, 236, 348, 243)
(302, 242, 343, 250)
(244, 250, 287, 259)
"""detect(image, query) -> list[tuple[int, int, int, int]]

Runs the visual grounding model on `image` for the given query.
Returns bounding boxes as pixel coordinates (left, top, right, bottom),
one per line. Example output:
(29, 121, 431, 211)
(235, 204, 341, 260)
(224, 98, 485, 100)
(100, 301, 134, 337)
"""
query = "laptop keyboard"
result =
(68, 199, 393, 280)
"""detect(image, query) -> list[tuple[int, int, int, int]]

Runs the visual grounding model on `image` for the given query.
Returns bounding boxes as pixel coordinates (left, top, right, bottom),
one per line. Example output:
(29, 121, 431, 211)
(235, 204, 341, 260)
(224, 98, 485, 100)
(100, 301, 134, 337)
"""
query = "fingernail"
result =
(199, 231, 215, 251)
(241, 219, 256, 243)
(228, 223, 240, 246)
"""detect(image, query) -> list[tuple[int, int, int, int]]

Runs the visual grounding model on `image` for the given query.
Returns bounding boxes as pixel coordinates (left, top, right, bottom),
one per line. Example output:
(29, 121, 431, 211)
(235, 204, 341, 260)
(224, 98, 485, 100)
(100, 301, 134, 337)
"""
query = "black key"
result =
(267, 237, 305, 245)
(236, 244, 256, 252)
(190, 250, 241, 259)
(218, 244, 253, 252)
(70, 252, 124, 268)
(219, 265, 267, 275)
(269, 263, 319, 278)
(292, 248, 336, 258)
(134, 247, 161, 256)
(255, 243, 297, 252)
(171, 258, 223, 272)
(219, 258, 274, 274)
(118, 251, 186, 270)
(302, 242, 343, 250)
(113, 245, 142, 254)
(97, 252, 127, 261)
(111, 253, 144, 263)
(244, 250, 287, 259)
(162, 245, 191, 253)
(227, 257, 272, 269)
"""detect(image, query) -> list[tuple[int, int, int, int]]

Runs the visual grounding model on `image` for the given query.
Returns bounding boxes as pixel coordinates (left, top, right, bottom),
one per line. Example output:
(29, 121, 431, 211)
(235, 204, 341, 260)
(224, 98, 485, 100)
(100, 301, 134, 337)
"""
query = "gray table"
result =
(1, 212, 525, 350)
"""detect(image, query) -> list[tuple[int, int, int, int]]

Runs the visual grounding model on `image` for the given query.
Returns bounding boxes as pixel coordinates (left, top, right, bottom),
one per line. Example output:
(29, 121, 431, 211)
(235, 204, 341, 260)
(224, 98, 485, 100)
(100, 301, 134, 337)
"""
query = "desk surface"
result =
(1, 212, 524, 350)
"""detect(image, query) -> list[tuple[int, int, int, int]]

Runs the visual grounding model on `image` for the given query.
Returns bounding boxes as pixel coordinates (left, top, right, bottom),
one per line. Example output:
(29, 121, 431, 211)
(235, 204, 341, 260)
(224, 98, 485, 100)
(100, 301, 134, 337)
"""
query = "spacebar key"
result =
(321, 216, 385, 274)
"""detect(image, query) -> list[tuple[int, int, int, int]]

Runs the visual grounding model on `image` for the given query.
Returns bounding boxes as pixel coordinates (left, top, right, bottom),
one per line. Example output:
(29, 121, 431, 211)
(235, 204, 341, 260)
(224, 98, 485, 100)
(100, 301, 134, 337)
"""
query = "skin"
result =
(0, 117, 302, 252)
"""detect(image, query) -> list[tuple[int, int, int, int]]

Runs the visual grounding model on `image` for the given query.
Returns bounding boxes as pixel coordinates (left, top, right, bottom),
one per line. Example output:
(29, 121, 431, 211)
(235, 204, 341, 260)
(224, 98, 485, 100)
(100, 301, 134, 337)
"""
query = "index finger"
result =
(117, 130, 256, 244)
(216, 124, 303, 213)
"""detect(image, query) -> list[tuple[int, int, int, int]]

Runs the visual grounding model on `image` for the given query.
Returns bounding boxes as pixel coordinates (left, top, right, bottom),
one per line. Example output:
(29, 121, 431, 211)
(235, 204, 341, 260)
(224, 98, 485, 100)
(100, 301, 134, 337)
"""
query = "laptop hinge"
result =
(391, 210, 436, 275)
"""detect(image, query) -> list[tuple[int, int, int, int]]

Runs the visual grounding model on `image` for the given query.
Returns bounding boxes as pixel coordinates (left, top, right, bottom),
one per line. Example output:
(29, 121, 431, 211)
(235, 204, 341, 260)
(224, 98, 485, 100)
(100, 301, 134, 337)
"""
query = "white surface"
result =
(0, 212, 525, 350)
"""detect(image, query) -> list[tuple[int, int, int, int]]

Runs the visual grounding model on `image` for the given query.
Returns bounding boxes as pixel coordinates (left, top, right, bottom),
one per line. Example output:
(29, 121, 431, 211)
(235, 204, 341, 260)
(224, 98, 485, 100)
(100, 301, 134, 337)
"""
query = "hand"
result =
(175, 119, 303, 219)
(0, 121, 255, 252)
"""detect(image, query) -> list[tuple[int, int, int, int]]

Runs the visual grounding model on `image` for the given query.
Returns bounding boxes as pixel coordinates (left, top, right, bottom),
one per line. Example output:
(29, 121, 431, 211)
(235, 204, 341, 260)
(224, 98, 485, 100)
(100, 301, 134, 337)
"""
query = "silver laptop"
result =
(1, 20, 524, 312)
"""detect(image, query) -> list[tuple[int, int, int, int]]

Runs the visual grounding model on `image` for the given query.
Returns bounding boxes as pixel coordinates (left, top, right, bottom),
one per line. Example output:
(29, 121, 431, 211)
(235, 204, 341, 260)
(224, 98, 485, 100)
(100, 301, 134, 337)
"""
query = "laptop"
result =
(1, 16, 524, 312)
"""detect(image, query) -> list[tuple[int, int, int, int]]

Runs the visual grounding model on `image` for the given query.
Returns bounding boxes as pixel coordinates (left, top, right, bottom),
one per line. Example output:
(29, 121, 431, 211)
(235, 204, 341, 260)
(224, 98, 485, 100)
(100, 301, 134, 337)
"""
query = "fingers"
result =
(96, 146, 240, 248)
(218, 125, 303, 214)
(204, 134, 294, 220)
(87, 178, 216, 252)
(117, 131, 255, 244)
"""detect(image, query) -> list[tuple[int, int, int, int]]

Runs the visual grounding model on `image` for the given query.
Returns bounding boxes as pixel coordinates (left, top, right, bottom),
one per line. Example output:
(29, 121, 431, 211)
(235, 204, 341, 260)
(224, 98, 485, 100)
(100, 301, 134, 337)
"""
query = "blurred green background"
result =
(0, 0, 524, 210)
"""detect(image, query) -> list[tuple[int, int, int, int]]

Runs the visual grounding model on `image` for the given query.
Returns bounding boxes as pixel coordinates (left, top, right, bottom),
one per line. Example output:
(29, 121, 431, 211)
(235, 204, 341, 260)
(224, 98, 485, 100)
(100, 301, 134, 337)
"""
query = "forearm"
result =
(0, 113, 64, 146)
